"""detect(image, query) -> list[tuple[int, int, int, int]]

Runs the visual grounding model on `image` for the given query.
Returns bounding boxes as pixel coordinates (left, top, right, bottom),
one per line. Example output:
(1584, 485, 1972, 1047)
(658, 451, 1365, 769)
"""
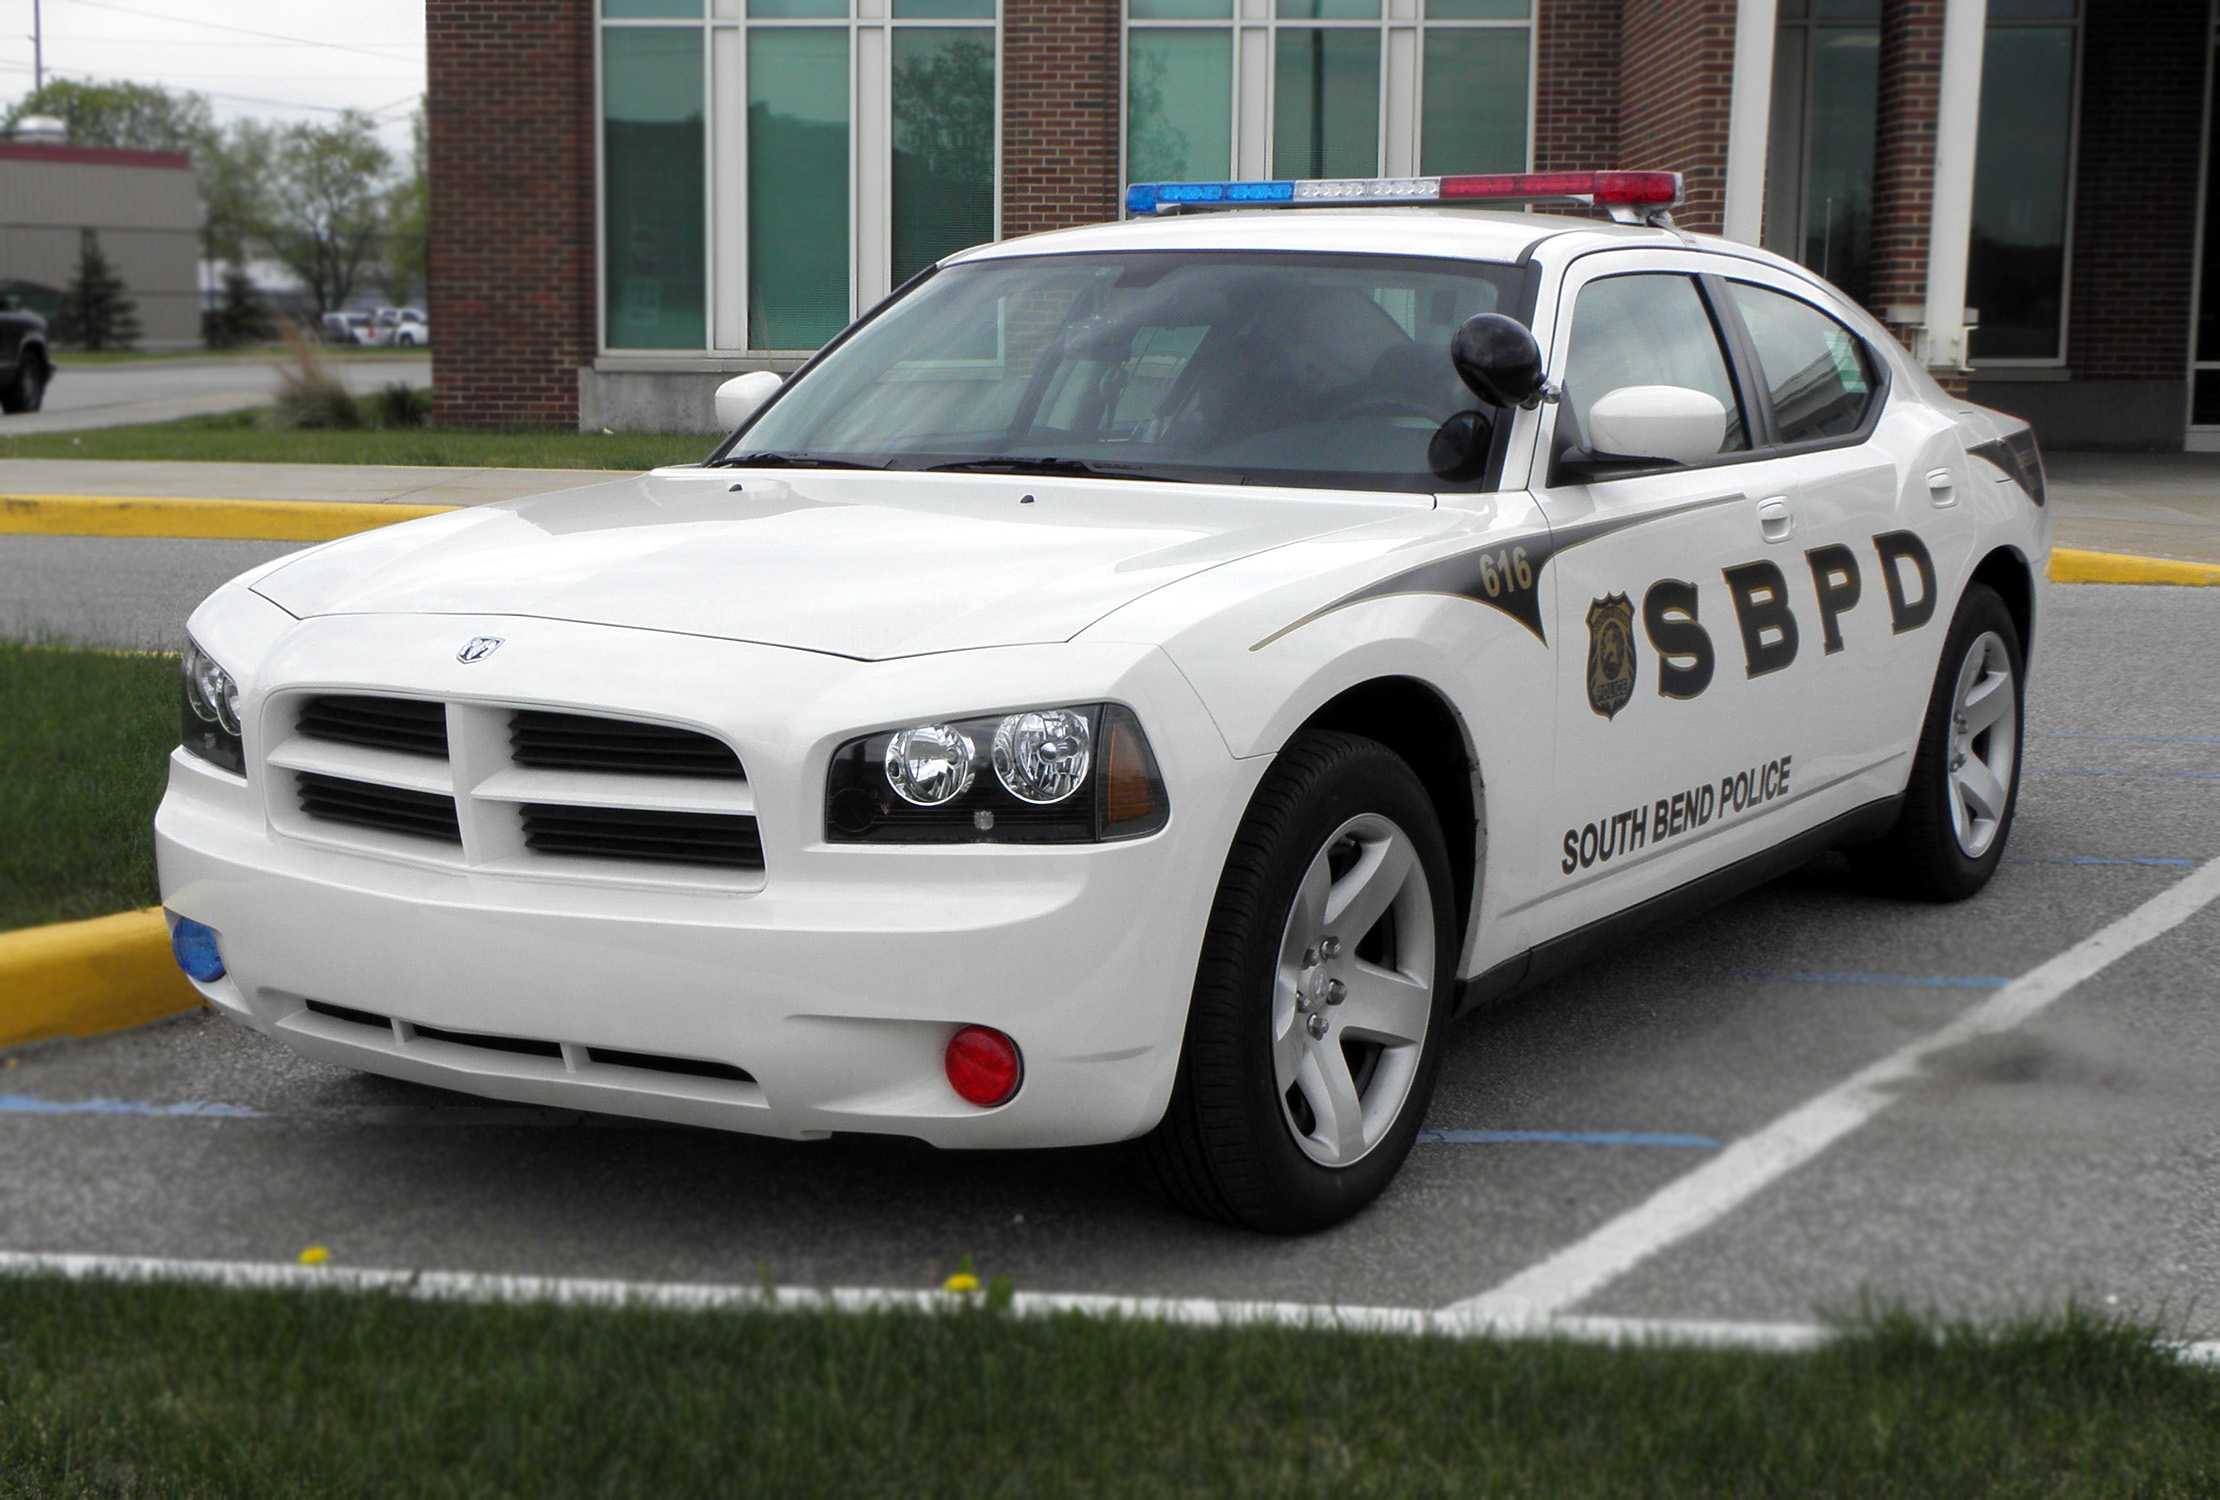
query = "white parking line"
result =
(1447, 855, 2220, 1325)
(0, 1248, 2213, 1367)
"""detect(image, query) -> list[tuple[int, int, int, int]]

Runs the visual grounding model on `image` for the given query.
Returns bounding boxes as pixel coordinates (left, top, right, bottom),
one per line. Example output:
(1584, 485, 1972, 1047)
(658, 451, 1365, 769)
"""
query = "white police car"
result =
(159, 171, 2046, 1231)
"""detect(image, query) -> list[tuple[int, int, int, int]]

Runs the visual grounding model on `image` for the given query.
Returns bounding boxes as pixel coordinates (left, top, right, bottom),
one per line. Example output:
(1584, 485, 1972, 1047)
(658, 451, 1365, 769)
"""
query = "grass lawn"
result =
(0, 410, 715, 471)
(0, 644, 177, 932)
(0, 1279, 2212, 1497)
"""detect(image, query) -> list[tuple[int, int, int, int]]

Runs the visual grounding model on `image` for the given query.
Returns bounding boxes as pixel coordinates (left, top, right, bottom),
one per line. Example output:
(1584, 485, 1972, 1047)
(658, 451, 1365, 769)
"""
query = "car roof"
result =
(950, 206, 1685, 268)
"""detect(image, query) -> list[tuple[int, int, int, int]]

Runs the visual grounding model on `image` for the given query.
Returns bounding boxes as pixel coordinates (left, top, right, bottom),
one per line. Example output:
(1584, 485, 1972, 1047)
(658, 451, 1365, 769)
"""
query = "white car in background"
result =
(159, 172, 2046, 1231)
(369, 307, 430, 347)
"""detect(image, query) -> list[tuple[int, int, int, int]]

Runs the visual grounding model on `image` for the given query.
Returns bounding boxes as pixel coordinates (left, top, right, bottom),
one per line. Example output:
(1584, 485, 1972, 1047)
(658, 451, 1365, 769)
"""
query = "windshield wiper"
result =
(714, 451, 881, 470)
(924, 456, 1170, 479)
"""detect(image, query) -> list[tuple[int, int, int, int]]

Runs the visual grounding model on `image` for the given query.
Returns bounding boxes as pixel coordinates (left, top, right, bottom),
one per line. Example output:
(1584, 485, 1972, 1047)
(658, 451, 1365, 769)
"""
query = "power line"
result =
(0, 58, 420, 120)
(53, 0, 423, 64)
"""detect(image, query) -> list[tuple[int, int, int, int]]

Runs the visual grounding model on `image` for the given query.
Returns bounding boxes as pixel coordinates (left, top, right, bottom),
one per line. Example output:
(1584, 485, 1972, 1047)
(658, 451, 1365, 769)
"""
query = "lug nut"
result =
(1306, 1013, 1330, 1040)
(1326, 979, 1347, 1006)
(1320, 936, 1342, 958)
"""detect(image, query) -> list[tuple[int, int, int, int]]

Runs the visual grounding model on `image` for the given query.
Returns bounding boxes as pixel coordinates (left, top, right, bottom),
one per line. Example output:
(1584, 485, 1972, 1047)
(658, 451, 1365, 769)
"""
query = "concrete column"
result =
(1722, 0, 1779, 245)
(1920, 0, 1986, 374)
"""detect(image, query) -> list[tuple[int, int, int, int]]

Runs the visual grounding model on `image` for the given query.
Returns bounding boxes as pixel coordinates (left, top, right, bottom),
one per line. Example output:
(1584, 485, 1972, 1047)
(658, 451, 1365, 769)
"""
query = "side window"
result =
(1727, 282, 1879, 445)
(1561, 273, 1750, 458)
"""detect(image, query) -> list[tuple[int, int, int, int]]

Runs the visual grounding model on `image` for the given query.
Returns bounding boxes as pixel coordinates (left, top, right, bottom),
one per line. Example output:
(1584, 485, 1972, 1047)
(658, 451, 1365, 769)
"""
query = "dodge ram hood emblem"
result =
(457, 635, 504, 663)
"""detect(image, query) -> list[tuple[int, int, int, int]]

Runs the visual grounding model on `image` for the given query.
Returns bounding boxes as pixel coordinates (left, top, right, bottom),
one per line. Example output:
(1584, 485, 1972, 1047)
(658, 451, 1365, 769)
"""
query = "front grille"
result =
(305, 999, 389, 1032)
(586, 1047, 755, 1084)
(297, 695, 449, 758)
(411, 1023, 564, 1060)
(510, 710, 743, 779)
(300, 1001, 754, 1085)
(520, 803, 763, 869)
(297, 772, 462, 844)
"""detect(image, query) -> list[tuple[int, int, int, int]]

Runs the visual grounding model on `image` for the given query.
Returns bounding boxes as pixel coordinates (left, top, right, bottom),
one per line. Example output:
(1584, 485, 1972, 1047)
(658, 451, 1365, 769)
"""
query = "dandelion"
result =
(298, 1246, 331, 1266)
(943, 1272, 980, 1294)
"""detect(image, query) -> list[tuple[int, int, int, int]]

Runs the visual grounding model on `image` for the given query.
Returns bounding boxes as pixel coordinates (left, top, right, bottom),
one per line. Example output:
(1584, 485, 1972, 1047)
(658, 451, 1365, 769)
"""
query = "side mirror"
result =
(715, 370, 785, 431)
(1585, 385, 1727, 467)
(1451, 313, 1547, 409)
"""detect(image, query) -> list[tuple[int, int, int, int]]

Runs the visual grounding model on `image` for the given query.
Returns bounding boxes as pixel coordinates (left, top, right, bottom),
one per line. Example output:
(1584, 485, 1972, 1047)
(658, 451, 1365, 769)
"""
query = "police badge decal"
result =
(1586, 594, 1637, 719)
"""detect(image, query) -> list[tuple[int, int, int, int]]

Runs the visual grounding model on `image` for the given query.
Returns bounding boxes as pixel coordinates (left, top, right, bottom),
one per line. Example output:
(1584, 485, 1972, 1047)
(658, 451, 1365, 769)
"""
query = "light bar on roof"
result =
(1124, 170, 1683, 218)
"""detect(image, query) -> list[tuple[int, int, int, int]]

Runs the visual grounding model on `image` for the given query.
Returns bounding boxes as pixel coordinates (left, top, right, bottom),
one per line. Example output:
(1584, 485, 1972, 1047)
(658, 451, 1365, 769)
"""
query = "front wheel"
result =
(1850, 582, 2024, 900)
(0, 359, 45, 414)
(1142, 731, 1456, 1232)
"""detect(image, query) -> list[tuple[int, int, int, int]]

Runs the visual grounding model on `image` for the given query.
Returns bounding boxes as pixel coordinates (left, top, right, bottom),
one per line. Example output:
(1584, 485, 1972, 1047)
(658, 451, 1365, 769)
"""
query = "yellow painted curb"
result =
(0, 494, 457, 541)
(0, 908, 203, 1051)
(2050, 547, 2220, 586)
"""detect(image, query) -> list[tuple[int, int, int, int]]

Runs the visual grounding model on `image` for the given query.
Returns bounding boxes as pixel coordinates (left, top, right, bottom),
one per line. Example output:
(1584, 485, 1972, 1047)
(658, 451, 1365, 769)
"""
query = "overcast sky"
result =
(2, 0, 425, 148)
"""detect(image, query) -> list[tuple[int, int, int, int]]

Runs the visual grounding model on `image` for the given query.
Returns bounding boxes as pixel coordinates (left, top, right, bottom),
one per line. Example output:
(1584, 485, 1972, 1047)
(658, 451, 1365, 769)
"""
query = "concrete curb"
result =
(1, 494, 455, 541)
(2050, 547, 2220, 586)
(0, 909, 202, 1051)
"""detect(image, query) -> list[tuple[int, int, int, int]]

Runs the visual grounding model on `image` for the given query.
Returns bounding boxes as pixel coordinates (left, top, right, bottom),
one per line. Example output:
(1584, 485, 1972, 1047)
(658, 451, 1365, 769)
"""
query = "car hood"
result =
(251, 467, 1428, 660)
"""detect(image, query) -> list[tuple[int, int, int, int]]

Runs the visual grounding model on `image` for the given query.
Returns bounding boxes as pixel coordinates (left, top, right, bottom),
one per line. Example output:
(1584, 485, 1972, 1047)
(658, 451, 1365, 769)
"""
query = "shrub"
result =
(270, 327, 366, 429)
(374, 382, 432, 429)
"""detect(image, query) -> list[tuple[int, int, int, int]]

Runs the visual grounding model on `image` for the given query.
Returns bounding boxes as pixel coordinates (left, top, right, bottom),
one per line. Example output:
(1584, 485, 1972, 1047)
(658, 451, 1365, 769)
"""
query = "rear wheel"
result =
(1142, 731, 1455, 1232)
(1850, 582, 2024, 900)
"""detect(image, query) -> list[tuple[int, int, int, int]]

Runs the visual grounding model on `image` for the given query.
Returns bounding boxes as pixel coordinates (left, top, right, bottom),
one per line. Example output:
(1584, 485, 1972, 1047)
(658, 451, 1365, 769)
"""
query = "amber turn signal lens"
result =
(1099, 705, 1169, 838)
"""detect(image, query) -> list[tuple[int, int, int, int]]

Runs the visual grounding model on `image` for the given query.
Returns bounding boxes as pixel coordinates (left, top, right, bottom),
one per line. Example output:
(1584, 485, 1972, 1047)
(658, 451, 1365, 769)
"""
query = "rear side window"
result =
(1727, 282, 1879, 445)
(1561, 273, 1750, 458)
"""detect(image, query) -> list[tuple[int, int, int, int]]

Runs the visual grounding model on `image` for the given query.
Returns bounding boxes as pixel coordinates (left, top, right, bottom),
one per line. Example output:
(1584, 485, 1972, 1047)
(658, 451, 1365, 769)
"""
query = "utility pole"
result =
(32, 0, 43, 92)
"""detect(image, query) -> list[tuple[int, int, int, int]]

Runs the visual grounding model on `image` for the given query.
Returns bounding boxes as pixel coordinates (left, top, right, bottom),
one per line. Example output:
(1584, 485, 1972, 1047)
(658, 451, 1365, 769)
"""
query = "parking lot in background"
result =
(4, 579, 2217, 1333)
(0, 355, 431, 436)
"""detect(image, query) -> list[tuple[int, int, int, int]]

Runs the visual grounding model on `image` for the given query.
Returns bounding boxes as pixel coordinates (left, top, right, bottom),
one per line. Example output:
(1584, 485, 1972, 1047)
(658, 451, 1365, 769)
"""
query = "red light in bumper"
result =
(945, 1025, 1023, 1107)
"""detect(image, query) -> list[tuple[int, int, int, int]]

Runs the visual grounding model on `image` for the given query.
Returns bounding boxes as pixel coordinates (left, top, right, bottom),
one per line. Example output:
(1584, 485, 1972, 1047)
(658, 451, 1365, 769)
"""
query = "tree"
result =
(200, 118, 278, 269)
(202, 265, 274, 349)
(382, 104, 429, 307)
(1, 79, 214, 159)
(257, 112, 395, 316)
(53, 230, 141, 351)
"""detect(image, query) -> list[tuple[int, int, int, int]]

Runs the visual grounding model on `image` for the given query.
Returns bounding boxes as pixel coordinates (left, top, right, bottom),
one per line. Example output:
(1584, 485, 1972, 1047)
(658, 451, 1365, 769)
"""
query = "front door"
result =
(1532, 258, 1810, 925)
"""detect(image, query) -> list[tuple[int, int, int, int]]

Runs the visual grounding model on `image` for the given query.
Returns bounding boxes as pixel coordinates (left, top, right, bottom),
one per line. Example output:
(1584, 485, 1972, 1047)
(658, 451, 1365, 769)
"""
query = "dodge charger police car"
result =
(158, 171, 2045, 1231)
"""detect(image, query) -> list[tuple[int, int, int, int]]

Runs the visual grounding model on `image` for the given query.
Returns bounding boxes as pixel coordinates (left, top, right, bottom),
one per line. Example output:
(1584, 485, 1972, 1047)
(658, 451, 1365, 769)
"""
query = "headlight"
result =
(827, 704, 1167, 844)
(179, 638, 244, 775)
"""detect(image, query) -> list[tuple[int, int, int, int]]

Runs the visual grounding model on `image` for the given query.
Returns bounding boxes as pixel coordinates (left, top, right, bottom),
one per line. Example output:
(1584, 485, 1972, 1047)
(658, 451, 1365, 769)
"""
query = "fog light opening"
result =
(169, 916, 226, 983)
(945, 1025, 1022, 1108)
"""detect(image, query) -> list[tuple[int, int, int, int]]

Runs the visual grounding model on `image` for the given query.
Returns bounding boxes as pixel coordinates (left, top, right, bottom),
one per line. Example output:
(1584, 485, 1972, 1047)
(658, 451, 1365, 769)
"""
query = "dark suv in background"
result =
(1, 296, 52, 413)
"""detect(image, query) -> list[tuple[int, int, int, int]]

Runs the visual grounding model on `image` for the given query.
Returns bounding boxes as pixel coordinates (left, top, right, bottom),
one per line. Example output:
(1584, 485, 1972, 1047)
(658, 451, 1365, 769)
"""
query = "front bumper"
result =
(157, 608, 1253, 1148)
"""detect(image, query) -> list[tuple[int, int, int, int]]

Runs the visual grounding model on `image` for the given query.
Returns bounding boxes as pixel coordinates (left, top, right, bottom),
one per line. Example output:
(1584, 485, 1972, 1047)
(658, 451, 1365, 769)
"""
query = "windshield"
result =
(718, 250, 1523, 492)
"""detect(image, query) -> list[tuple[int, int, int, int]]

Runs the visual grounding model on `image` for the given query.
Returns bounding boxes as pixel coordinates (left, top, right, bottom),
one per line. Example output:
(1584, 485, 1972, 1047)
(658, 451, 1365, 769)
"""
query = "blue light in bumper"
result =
(170, 917, 225, 983)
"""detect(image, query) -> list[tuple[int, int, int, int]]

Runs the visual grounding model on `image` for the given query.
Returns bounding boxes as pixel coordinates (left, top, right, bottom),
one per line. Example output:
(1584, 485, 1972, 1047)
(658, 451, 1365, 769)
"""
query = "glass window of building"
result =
(1125, 0, 1532, 190)
(599, 0, 998, 354)
(1764, 0, 2079, 366)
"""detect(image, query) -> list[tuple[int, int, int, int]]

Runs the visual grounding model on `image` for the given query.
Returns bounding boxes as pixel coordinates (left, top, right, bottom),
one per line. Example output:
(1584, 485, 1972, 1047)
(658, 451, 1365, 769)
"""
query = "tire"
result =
(1142, 731, 1457, 1232)
(0, 357, 45, 414)
(1848, 582, 2024, 901)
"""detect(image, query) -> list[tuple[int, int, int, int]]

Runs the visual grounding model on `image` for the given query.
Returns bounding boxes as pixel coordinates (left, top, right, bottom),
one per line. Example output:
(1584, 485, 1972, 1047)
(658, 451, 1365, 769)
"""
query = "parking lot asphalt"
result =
(0, 355, 431, 435)
(4, 580, 2218, 1330)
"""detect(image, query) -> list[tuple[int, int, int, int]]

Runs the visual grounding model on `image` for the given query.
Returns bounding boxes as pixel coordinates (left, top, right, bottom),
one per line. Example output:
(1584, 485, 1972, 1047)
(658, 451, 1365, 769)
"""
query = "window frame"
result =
(1762, 0, 2083, 370)
(1116, 0, 1537, 202)
(1540, 254, 1892, 488)
(1710, 273, 1892, 456)
(595, 0, 1003, 359)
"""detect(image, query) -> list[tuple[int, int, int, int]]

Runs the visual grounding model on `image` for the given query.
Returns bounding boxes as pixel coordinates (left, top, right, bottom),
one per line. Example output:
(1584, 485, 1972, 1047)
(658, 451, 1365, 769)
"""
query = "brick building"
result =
(428, 0, 2212, 449)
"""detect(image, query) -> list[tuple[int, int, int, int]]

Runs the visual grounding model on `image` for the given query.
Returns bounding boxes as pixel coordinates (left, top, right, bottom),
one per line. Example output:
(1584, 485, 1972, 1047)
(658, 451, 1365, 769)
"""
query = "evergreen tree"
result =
(54, 231, 141, 352)
(202, 265, 274, 349)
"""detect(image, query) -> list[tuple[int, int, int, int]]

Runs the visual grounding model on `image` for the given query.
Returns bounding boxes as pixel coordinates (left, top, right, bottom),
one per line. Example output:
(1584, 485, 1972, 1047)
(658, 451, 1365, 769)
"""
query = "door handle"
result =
(1927, 467, 1958, 507)
(1756, 496, 1794, 543)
